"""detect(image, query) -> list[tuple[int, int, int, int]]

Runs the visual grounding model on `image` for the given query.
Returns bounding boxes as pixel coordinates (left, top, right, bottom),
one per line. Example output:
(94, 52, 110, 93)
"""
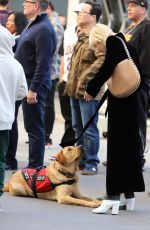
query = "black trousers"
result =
(0, 130, 9, 196)
(58, 81, 75, 143)
(44, 79, 58, 142)
(5, 100, 22, 168)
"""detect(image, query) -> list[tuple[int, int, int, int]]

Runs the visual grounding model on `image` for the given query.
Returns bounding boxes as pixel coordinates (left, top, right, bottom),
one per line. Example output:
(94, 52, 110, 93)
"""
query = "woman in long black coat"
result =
(85, 33, 145, 215)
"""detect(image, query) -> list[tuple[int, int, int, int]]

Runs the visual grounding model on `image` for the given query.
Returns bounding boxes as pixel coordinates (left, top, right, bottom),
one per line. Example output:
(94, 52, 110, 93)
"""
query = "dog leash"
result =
(59, 89, 109, 148)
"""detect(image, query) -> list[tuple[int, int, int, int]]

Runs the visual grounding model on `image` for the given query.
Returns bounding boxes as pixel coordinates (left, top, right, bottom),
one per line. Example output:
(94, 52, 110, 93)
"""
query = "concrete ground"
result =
(0, 94, 150, 230)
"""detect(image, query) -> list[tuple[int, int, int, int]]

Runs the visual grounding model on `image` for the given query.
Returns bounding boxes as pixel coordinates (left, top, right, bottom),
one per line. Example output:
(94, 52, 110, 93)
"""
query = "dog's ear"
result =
(55, 151, 66, 164)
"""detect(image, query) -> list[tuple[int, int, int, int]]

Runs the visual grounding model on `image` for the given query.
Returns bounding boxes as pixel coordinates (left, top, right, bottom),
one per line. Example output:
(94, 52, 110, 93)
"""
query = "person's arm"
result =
(139, 23, 150, 77)
(30, 27, 56, 93)
(85, 35, 127, 98)
(16, 65, 28, 101)
(58, 37, 64, 82)
(60, 56, 64, 82)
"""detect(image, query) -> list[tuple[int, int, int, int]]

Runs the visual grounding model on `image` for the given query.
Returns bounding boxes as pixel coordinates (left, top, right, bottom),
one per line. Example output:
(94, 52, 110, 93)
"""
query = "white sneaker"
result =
(45, 143, 53, 149)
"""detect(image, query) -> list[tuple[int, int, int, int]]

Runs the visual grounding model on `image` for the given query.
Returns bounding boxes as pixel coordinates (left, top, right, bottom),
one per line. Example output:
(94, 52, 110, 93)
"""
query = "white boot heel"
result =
(126, 198, 135, 210)
(112, 202, 120, 215)
(92, 200, 120, 215)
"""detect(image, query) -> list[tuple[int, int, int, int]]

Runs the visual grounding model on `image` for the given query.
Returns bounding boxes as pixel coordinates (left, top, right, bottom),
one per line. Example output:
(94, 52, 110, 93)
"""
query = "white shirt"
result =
(0, 25, 28, 130)
(62, 27, 78, 82)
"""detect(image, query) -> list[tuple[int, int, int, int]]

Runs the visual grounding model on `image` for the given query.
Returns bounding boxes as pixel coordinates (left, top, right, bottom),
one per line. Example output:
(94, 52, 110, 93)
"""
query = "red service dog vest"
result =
(21, 168, 54, 193)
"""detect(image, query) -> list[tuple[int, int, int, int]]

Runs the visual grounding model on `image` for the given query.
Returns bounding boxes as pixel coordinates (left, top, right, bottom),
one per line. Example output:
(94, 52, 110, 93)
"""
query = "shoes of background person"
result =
(78, 163, 85, 171)
(5, 164, 18, 170)
(45, 143, 53, 149)
(81, 165, 98, 175)
(45, 138, 53, 149)
(102, 161, 107, 166)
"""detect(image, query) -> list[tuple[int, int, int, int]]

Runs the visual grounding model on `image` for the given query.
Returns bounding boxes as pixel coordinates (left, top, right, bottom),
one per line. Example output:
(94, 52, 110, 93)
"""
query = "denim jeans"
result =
(22, 81, 49, 168)
(70, 98, 100, 168)
(0, 130, 9, 196)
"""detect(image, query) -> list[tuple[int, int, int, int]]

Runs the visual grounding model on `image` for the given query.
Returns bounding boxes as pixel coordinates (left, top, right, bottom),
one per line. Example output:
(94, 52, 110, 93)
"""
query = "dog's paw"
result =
(95, 200, 102, 207)
(90, 201, 102, 208)
(92, 199, 102, 206)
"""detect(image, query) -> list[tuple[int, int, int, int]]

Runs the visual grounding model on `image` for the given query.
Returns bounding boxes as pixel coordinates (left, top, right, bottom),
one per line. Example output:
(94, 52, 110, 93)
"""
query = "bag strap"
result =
(116, 36, 140, 79)
(116, 36, 131, 59)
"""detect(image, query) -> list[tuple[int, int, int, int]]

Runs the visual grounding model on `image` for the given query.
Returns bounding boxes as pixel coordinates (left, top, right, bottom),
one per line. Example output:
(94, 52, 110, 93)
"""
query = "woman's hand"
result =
(84, 91, 94, 101)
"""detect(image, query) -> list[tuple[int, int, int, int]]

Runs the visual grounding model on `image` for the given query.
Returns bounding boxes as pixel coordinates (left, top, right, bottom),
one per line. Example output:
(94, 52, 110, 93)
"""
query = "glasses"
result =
(77, 11, 91, 15)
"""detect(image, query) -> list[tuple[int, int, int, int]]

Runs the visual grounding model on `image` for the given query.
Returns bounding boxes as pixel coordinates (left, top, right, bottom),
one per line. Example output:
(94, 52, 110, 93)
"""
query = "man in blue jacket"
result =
(15, 0, 56, 168)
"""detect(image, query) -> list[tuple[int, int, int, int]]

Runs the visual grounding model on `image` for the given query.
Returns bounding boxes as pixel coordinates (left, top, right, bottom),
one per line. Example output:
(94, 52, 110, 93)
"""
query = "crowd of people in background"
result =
(0, 0, 150, 216)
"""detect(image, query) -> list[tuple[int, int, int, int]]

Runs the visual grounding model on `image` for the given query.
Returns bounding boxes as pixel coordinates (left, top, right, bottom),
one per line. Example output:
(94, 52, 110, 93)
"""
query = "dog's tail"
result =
(3, 183, 9, 192)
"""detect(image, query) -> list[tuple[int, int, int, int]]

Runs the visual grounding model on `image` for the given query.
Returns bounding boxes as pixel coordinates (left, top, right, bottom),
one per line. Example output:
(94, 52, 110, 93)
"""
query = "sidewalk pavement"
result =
(0, 94, 150, 230)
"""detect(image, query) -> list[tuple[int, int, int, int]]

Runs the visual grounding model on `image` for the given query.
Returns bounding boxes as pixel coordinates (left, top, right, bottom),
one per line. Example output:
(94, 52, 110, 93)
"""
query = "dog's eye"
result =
(68, 148, 72, 151)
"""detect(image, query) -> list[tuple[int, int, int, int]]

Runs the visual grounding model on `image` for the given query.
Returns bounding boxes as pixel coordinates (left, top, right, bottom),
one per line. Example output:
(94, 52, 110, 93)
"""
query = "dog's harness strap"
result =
(58, 169, 75, 178)
(31, 166, 45, 198)
(52, 179, 76, 188)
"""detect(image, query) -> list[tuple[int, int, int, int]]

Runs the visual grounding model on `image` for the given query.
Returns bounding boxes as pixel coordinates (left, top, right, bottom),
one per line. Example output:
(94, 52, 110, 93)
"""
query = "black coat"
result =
(86, 33, 145, 196)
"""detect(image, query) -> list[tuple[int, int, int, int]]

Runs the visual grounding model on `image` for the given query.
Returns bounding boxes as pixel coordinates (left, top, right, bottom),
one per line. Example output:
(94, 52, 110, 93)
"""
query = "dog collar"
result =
(58, 169, 75, 178)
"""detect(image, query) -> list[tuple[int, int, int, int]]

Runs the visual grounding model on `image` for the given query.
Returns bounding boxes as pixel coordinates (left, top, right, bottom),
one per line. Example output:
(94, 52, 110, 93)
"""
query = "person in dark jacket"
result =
(84, 32, 145, 215)
(15, 0, 56, 168)
(124, 0, 150, 170)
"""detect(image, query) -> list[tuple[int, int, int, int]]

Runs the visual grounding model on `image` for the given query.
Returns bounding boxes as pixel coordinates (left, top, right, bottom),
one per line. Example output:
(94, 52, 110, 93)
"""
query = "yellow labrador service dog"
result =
(4, 146, 101, 208)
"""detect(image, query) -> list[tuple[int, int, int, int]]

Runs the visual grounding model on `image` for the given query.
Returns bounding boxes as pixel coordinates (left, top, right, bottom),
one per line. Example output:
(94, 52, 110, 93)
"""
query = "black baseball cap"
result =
(128, 0, 148, 9)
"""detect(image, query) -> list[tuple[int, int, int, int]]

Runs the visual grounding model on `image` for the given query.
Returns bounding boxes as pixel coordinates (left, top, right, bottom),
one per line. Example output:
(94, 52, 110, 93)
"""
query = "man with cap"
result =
(15, 0, 56, 168)
(124, 0, 150, 170)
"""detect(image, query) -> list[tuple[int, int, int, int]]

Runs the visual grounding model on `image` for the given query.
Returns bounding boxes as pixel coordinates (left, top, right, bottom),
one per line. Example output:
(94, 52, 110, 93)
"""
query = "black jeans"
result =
(22, 81, 49, 168)
(5, 100, 22, 168)
(58, 81, 75, 144)
(0, 130, 9, 196)
(44, 79, 58, 142)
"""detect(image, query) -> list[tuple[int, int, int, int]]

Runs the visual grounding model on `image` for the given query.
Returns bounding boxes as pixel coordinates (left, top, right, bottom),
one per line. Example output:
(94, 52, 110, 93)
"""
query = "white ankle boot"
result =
(92, 200, 120, 215)
(126, 198, 135, 210)
(120, 194, 135, 210)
